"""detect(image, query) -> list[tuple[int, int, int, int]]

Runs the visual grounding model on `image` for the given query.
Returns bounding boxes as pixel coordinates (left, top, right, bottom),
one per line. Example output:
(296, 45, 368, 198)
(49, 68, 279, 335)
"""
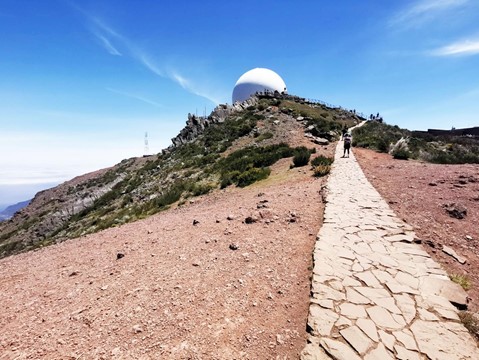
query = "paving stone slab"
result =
(340, 326, 373, 355)
(320, 338, 362, 360)
(364, 343, 394, 360)
(356, 318, 379, 342)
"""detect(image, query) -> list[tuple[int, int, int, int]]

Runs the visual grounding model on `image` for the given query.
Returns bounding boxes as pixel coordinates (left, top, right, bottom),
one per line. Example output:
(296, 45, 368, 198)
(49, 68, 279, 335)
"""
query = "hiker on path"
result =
(343, 133, 352, 157)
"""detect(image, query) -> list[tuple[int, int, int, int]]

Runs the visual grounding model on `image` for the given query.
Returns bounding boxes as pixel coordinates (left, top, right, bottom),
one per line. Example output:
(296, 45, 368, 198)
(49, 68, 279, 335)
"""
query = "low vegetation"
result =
(450, 273, 472, 291)
(459, 311, 479, 341)
(353, 121, 479, 164)
(311, 155, 334, 177)
(292, 146, 312, 167)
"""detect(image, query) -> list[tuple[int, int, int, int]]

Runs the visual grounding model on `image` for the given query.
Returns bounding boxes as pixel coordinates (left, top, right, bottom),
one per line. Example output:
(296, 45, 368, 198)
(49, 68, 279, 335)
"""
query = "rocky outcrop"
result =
(170, 97, 259, 148)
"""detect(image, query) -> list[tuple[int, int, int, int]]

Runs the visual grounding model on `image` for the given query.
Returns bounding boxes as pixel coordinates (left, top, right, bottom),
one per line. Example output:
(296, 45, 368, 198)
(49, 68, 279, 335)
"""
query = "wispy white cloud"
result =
(134, 53, 222, 104)
(431, 38, 479, 56)
(137, 54, 166, 77)
(168, 70, 222, 104)
(72, 5, 221, 104)
(95, 33, 122, 56)
(106, 87, 163, 107)
(391, 0, 469, 27)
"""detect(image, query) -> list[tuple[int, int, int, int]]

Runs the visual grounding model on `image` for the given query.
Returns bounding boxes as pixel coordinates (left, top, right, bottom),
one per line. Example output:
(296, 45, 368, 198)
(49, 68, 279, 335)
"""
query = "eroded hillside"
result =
(0, 94, 361, 258)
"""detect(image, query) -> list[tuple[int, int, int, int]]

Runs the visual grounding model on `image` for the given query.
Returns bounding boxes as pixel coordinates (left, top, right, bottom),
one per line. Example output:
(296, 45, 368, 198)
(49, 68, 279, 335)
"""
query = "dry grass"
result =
(459, 311, 479, 341)
(450, 273, 472, 291)
(313, 165, 332, 177)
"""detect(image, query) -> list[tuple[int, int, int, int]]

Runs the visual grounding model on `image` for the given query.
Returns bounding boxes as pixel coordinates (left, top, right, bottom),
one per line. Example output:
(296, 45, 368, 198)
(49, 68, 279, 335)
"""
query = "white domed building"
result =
(232, 68, 287, 103)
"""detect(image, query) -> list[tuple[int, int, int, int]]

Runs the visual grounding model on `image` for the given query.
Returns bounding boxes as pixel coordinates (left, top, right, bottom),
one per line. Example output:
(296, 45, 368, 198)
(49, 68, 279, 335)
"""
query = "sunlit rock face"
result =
(232, 68, 287, 103)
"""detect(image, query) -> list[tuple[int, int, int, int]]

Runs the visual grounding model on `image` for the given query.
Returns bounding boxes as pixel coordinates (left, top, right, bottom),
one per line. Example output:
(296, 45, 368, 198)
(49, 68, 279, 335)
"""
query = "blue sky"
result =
(1, 0, 478, 206)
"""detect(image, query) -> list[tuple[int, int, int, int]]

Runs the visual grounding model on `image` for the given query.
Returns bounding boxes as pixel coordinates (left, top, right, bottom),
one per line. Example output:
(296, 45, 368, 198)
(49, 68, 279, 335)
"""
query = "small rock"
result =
(204, 239, 211, 244)
(244, 216, 258, 224)
(116, 253, 125, 260)
(276, 334, 285, 345)
(133, 325, 143, 333)
(193, 219, 200, 225)
(229, 243, 239, 250)
(313, 137, 329, 145)
(192, 262, 201, 267)
(428, 182, 438, 186)
(442, 245, 467, 264)
(466, 235, 473, 241)
(443, 203, 467, 219)
(227, 215, 235, 221)
(69, 271, 79, 277)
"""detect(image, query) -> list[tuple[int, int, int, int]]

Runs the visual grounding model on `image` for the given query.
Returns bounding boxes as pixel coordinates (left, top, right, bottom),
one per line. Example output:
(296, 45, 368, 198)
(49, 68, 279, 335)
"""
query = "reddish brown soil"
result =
(0, 149, 333, 359)
(355, 148, 479, 312)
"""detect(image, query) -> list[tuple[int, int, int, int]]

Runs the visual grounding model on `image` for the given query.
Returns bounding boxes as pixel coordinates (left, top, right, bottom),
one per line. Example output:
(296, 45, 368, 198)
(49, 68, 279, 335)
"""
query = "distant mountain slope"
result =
(0, 94, 361, 258)
(353, 121, 479, 163)
(0, 200, 30, 221)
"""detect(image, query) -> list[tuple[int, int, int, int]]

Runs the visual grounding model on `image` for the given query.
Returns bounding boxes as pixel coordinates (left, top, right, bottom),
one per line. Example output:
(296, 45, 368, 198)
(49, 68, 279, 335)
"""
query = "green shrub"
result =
(292, 147, 311, 167)
(255, 132, 274, 142)
(190, 182, 216, 196)
(220, 171, 241, 188)
(216, 143, 296, 188)
(392, 148, 410, 160)
(376, 138, 390, 153)
(236, 167, 271, 187)
(155, 181, 189, 208)
(0, 240, 23, 256)
(311, 155, 334, 167)
(216, 143, 294, 174)
(352, 122, 408, 153)
(390, 138, 411, 160)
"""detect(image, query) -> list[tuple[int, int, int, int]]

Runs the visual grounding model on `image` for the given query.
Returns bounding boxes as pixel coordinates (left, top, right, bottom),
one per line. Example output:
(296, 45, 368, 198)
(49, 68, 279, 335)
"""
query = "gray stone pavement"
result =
(301, 133, 479, 359)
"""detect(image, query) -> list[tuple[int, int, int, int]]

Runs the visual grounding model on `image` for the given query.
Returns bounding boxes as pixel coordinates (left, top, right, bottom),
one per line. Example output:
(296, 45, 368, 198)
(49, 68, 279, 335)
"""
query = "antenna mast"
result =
(144, 131, 149, 155)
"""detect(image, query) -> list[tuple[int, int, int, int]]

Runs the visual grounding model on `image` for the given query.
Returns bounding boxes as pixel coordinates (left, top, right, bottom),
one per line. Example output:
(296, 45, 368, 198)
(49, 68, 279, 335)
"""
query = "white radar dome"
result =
(232, 68, 287, 103)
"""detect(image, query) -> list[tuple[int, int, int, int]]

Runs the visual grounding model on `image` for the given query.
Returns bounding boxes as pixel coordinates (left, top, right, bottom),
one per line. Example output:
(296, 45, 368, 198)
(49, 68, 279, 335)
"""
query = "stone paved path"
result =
(301, 133, 479, 360)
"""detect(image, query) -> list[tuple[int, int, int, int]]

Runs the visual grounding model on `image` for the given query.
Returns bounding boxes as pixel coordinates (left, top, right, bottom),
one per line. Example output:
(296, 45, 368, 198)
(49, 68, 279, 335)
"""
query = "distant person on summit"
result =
(343, 133, 352, 158)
